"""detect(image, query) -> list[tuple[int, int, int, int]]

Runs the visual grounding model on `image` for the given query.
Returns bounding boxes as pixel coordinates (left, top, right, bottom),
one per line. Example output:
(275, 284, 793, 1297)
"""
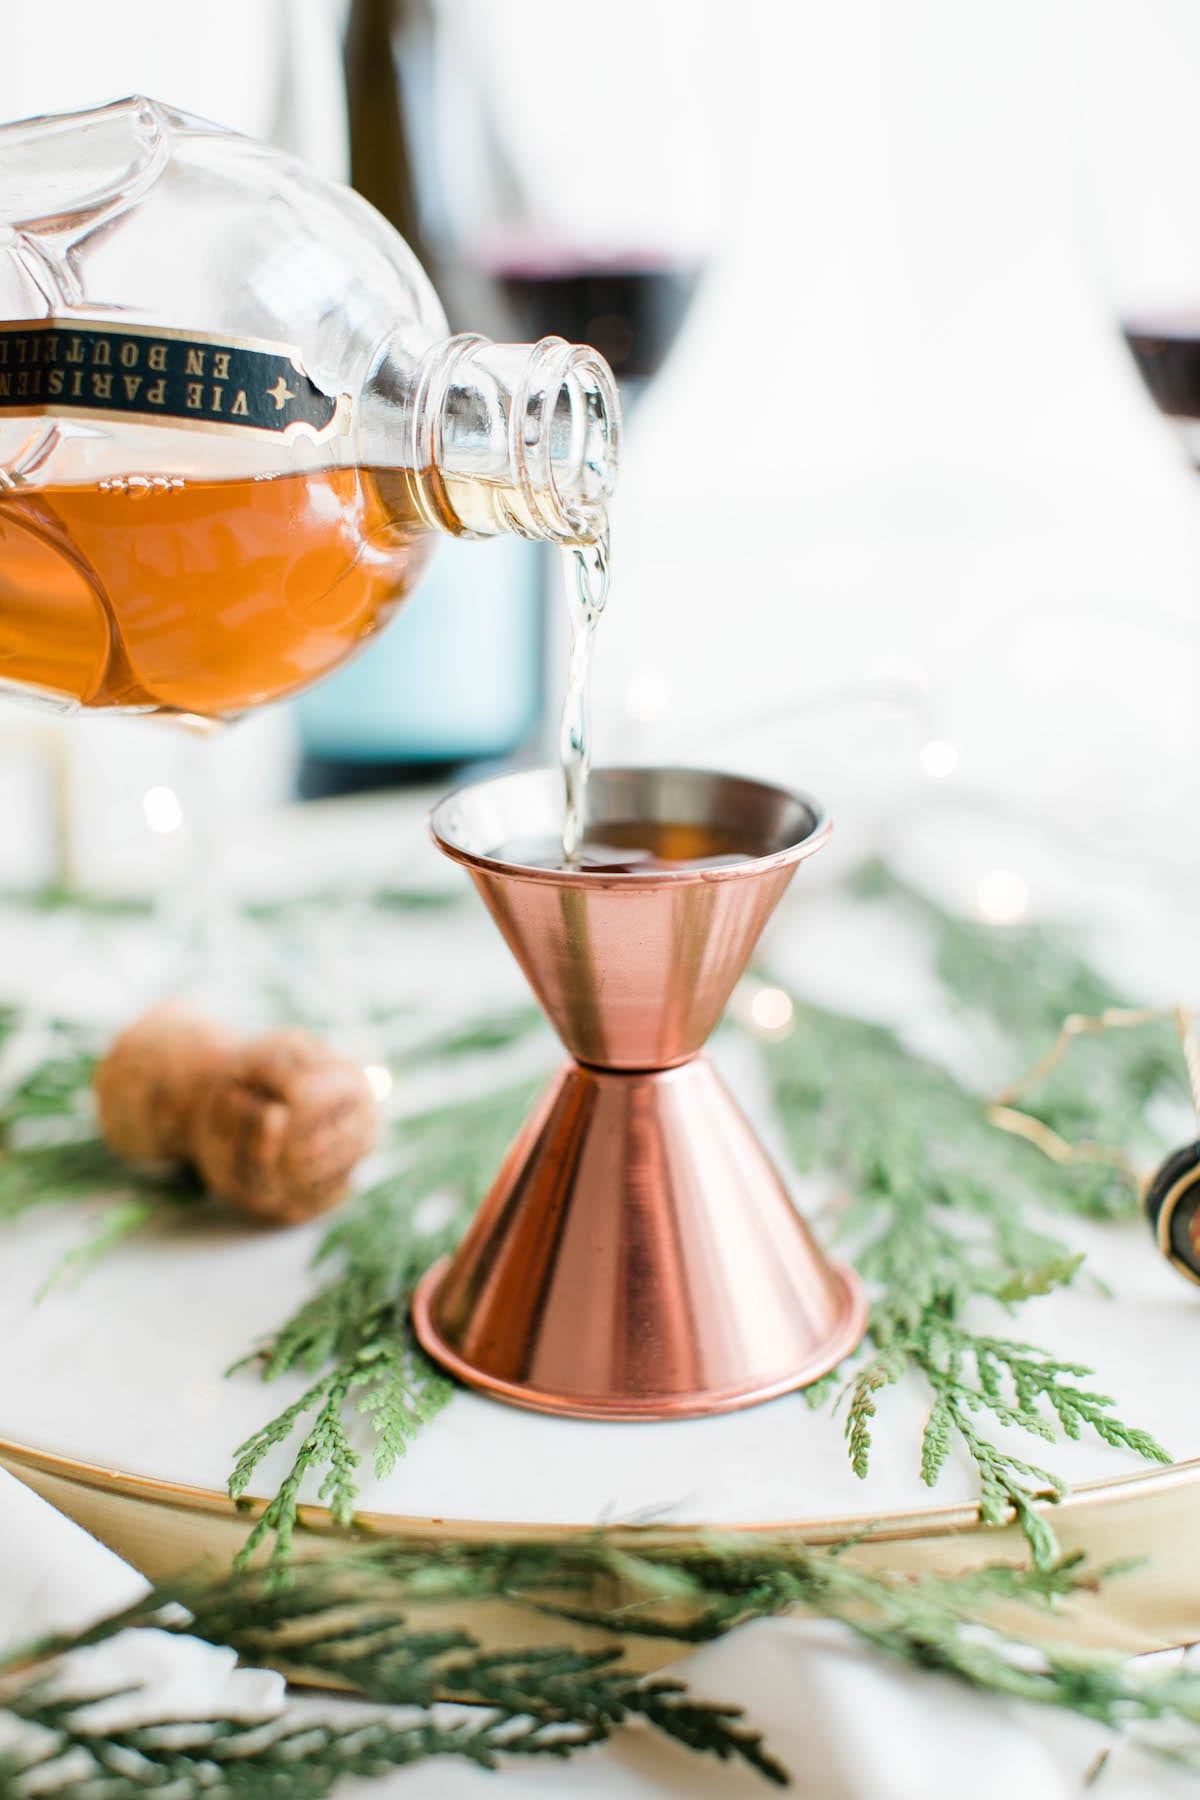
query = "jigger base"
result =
(412, 1057, 867, 1422)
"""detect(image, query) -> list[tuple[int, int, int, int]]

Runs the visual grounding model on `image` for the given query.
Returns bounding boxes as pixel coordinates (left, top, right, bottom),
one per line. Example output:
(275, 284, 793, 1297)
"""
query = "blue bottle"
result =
(295, 534, 543, 788)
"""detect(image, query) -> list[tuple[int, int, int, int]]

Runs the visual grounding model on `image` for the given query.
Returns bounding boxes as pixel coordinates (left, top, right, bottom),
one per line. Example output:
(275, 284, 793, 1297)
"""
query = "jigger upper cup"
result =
(429, 767, 832, 1070)
(414, 766, 867, 1422)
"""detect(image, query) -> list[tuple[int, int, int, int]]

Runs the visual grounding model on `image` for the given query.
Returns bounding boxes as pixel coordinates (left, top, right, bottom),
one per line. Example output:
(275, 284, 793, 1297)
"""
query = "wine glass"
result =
(297, 0, 726, 789)
(422, 0, 721, 405)
(1073, 3, 1200, 889)
(1083, 4, 1200, 464)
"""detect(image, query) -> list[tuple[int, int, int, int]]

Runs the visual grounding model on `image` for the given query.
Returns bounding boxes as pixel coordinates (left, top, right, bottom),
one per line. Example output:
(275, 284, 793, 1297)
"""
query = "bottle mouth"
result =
(508, 335, 620, 544)
(409, 333, 621, 545)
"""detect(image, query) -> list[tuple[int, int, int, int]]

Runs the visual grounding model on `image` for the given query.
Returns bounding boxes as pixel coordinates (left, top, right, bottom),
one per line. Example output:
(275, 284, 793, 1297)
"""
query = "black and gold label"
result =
(0, 319, 349, 440)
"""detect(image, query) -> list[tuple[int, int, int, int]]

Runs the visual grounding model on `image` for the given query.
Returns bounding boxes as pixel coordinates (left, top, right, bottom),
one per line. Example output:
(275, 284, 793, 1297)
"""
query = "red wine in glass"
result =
(487, 254, 703, 386)
(1124, 312, 1200, 466)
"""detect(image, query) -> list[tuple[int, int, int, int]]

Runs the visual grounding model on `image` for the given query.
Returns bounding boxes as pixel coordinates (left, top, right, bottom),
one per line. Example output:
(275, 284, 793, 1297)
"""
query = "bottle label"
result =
(0, 319, 349, 440)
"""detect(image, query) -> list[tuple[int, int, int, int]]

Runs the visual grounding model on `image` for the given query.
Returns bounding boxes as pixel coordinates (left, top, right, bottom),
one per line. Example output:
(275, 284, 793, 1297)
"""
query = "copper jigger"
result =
(411, 767, 867, 1420)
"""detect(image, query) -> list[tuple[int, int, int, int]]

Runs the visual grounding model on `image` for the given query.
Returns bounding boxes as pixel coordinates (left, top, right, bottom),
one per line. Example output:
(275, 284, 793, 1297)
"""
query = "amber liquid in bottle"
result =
(0, 466, 432, 720)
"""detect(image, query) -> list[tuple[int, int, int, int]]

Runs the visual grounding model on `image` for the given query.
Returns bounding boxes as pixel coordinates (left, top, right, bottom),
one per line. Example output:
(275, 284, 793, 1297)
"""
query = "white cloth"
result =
(0, 1462, 145, 1654)
(333, 1619, 1197, 1800)
(0, 1465, 283, 1754)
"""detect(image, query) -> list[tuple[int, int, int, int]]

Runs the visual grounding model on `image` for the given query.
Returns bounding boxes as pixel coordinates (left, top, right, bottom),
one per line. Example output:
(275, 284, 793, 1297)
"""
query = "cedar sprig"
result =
(0, 997, 538, 1566)
(0, 1018, 203, 1289)
(10, 1532, 1200, 1797)
(353, 1529, 1200, 1756)
(228, 1080, 538, 1567)
(0, 1685, 641, 1799)
(859, 861, 1187, 1203)
(243, 883, 462, 923)
(764, 919, 1172, 1564)
(0, 1028, 94, 1135)
(0, 1540, 798, 1795)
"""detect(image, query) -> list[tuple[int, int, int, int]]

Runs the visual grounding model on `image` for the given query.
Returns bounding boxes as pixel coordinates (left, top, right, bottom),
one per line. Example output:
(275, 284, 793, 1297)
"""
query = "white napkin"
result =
(0, 1464, 283, 1742)
(0, 1464, 146, 1656)
(327, 1616, 1197, 1800)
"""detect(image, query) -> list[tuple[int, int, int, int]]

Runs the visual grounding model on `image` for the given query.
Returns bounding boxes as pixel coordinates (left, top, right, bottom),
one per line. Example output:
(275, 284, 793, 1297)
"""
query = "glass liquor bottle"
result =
(0, 95, 620, 723)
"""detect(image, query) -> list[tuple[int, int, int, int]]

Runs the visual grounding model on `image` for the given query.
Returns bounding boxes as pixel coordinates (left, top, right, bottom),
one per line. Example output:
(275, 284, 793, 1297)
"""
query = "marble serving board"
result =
(2, 787, 1200, 1649)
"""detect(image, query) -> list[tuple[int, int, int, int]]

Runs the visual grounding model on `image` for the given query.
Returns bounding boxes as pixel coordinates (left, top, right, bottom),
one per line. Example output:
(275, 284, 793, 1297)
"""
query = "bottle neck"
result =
(406, 333, 621, 544)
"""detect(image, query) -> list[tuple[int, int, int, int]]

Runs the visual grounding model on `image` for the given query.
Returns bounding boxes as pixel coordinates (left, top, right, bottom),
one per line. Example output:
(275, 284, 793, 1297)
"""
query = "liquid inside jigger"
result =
(494, 818, 767, 874)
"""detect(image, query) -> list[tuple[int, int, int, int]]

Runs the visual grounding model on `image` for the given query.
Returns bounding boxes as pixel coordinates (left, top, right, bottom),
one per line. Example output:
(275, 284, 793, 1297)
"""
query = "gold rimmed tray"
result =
(4, 1013, 1198, 1660)
(4, 814, 1200, 1662)
(4, 1432, 1199, 1658)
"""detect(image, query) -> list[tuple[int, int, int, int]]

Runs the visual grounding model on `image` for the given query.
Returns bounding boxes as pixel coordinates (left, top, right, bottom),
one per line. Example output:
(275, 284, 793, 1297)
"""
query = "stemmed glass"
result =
(409, 0, 724, 783)
(418, 0, 721, 395)
(1078, 12, 1200, 889)
(299, 0, 722, 786)
(1079, 5, 1200, 463)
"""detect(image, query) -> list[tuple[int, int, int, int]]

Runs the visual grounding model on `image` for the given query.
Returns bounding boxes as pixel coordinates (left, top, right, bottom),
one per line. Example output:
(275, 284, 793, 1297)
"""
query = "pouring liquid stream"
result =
(558, 530, 609, 863)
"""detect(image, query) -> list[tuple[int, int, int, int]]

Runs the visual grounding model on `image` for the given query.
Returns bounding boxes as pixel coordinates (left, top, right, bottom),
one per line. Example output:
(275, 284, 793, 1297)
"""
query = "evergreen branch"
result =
(0, 884, 152, 917)
(35, 1196, 160, 1300)
(860, 861, 1187, 1192)
(0, 986, 534, 1298)
(0, 1692, 618, 1798)
(0, 1130, 203, 1299)
(313, 1370, 362, 1525)
(341, 1528, 1197, 1760)
(0, 988, 538, 1567)
(0, 1138, 130, 1223)
(232, 1370, 358, 1565)
(8, 1532, 1200, 1796)
(0, 1538, 803, 1795)
(390, 1006, 545, 1070)
(242, 885, 461, 923)
(0, 1036, 98, 1135)
(227, 1081, 539, 1566)
(763, 871, 1177, 1563)
(0, 1015, 204, 1296)
(351, 1328, 452, 1482)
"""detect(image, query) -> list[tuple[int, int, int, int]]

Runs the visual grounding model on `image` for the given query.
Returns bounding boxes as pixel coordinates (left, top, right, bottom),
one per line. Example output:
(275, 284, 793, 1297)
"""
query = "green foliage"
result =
(0, 1022, 202, 1292)
(0, 1136, 127, 1224)
(35, 1196, 160, 1300)
(0, 884, 153, 917)
(766, 870, 1178, 1564)
(243, 884, 461, 923)
(0, 985, 543, 1564)
(8, 1531, 1200, 1795)
(228, 1080, 539, 1567)
(0, 865, 1183, 1585)
(861, 861, 1187, 1191)
(0, 1031, 90, 1134)
(390, 1005, 543, 1069)
(0, 1534, 798, 1796)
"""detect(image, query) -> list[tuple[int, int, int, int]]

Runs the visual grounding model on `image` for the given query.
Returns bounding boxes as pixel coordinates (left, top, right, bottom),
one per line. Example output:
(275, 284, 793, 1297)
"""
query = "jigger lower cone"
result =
(413, 766, 866, 1420)
(412, 1058, 867, 1419)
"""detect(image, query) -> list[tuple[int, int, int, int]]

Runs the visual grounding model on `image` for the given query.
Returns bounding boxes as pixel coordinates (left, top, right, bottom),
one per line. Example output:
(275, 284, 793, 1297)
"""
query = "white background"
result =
(1, 1, 1200, 894)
